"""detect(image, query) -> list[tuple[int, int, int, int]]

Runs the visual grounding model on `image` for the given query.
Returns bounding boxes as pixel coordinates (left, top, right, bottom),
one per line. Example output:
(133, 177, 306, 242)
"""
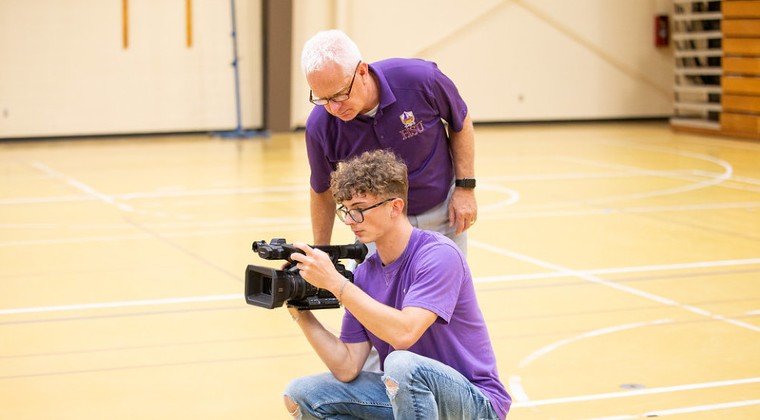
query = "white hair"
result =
(301, 30, 362, 77)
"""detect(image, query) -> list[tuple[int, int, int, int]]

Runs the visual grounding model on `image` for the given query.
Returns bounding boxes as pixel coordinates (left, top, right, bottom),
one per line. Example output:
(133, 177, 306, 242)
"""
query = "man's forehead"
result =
(343, 193, 377, 207)
(308, 62, 349, 83)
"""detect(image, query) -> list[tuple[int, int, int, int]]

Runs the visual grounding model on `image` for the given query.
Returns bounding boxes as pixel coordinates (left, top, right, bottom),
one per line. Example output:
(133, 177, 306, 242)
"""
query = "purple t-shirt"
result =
(340, 229, 511, 419)
(305, 58, 468, 215)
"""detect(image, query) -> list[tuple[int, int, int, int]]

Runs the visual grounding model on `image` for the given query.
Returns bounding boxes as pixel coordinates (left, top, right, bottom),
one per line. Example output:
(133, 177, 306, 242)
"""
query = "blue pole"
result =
(230, 0, 243, 132)
(215, 0, 264, 139)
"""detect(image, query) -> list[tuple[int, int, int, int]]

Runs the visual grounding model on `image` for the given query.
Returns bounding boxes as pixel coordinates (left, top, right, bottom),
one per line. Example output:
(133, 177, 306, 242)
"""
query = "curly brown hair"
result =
(330, 150, 409, 209)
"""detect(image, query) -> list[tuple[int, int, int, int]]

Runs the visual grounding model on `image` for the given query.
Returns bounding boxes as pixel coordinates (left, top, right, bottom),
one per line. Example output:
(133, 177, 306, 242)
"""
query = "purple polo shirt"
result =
(305, 58, 468, 215)
(340, 229, 511, 419)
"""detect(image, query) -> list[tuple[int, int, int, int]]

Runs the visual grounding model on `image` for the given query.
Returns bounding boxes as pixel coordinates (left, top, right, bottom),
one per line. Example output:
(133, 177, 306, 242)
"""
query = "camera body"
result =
(245, 238, 368, 310)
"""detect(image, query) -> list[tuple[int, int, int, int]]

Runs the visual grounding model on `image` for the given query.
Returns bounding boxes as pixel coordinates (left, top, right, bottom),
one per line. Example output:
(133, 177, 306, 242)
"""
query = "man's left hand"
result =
(448, 188, 477, 235)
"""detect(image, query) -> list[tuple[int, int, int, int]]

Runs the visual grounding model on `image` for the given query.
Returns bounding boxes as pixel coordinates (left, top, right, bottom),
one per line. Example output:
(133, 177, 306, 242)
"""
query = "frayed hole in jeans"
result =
(284, 395, 302, 419)
(383, 376, 399, 400)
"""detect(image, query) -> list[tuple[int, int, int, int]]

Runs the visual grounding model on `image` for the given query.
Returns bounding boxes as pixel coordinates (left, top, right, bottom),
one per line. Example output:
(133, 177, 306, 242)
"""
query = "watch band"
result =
(455, 178, 476, 189)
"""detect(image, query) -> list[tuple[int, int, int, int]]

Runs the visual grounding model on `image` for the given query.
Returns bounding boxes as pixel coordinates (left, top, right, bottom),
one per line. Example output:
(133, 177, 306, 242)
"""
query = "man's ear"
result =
(391, 198, 405, 218)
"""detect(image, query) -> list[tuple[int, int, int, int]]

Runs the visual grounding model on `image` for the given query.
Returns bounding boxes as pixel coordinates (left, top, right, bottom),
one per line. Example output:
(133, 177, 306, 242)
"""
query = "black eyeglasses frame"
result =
(336, 197, 397, 223)
(309, 61, 362, 106)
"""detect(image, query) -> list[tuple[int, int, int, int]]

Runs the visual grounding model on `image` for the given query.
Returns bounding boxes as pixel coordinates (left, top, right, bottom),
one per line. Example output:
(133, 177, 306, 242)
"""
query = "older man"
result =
(301, 29, 477, 255)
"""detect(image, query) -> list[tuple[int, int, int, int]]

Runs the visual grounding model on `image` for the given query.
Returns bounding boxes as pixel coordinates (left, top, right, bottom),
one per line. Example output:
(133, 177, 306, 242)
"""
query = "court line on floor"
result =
(510, 377, 760, 408)
(0, 329, 295, 360)
(478, 184, 520, 212)
(475, 257, 760, 283)
(517, 319, 672, 369)
(0, 351, 314, 380)
(30, 162, 134, 212)
(0, 192, 306, 206)
(590, 399, 760, 418)
(22, 162, 266, 285)
(2, 257, 759, 316)
(3, 199, 759, 241)
(0, 172, 641, 206)
(1, 160, 743, 208)
(470, 240, 760, 333)
(0, 170, 700, 207)
(0, 294, 242, 316)
(480, 200, 760, 221)
(510, 319, 672, 402)
(641, 399, 760, 416)
(507, 376, 530, 403)
(481, 169, 700, 182)
(488, 147, 733, 214)
(552, 151, 732, 204)
(474, 145, 740, 217)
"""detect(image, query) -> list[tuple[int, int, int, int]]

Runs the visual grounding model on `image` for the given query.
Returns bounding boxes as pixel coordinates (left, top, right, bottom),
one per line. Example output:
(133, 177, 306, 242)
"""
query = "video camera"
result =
(245, 238, 368, 310)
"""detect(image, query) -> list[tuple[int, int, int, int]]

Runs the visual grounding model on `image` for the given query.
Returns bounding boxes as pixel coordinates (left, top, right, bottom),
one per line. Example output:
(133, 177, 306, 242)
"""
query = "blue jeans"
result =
(284, 350, 498, 419)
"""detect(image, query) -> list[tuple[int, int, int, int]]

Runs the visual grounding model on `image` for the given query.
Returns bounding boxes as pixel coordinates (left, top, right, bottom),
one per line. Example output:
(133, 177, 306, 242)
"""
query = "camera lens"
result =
(262, 277, 272, 295)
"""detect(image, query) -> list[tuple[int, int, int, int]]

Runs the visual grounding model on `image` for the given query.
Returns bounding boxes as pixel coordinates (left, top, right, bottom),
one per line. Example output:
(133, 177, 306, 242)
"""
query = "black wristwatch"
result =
(455, 178, 476, 189)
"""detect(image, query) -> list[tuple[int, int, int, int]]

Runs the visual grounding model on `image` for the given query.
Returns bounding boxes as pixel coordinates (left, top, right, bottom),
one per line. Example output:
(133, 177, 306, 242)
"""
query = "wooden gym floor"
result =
(0, 121, 758, 419)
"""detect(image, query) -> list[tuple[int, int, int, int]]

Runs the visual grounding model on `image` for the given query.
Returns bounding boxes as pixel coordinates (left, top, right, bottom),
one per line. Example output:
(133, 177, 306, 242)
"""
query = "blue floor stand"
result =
(212, 0, 269, 140)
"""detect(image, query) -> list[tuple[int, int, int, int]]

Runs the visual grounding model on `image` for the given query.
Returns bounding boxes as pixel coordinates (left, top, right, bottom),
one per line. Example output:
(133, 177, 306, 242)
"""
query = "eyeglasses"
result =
(336, 197, 397, 223)
(309, 61, 361, 106)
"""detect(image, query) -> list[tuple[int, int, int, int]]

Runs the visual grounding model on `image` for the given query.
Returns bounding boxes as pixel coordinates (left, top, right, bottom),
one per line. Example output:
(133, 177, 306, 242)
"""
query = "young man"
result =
(286, 150, 510, 419)
(301, 29, 477, 255)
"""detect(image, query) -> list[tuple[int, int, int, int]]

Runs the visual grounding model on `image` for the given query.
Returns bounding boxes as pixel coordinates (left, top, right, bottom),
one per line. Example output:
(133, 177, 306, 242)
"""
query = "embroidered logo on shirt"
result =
(400, 111, 415, 127)
(399, 110, 425, 140)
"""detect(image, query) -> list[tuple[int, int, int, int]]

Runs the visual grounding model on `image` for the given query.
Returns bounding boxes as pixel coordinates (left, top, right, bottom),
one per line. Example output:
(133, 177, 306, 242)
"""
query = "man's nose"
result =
(328, 100, 343, 114)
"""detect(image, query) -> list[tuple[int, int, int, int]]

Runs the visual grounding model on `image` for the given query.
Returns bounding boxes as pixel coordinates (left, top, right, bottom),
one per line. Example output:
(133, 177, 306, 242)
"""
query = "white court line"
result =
(2, 257, 758, 314)
(30, 162, 134, 212)
(0, 223, 311, 247)
(692, 170, 760, 191)
(0, 294, 242, 316)
(0, 169, 678, 206)
(481, 169, 701, 182)
(490, 145, 735, 213)
(510, 377, 760, 408)
(645, 399, 760, 416)
(591, 399, 760, 418)
(117, 185, 306, 200)
(517, 319, 672, 369)
(475, 257, 760, 283)
(0, 185, 308, 206)
(0, 195, 92, 205)
(554, 151, 733, 204)
(479, 200, 760, 221)
(2, 201, 755, 230)
(0, 193, 304, 206)
(3, 200, 759, 239)
(478, 184, 520, 212)
(508, 376, 530, 403)
(470, 240, 760, 333)
(511, 319, 672, 402)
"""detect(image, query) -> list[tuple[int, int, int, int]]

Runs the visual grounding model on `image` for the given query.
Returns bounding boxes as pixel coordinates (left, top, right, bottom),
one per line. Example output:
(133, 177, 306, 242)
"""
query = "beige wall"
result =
(0, 0, 262, 138)
(0, 0, 674, 136)
(291, 0, 673, 127)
